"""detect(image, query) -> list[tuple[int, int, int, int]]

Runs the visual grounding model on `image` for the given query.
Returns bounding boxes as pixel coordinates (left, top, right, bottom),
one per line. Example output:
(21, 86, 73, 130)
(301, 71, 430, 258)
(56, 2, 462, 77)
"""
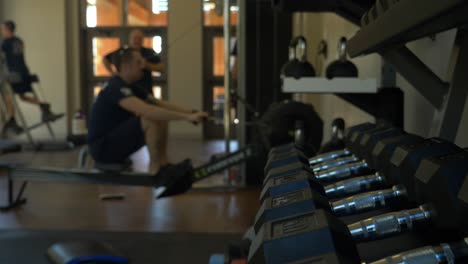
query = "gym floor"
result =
(0, 138, 259, 233)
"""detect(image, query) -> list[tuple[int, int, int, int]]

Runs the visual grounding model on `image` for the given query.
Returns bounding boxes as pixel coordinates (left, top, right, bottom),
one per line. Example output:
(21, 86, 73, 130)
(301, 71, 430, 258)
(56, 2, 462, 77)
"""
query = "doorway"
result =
(80, 0, 168, 113)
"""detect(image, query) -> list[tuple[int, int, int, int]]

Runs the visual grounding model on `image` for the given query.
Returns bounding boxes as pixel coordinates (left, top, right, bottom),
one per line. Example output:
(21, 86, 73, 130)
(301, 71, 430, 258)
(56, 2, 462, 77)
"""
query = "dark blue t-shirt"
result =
(88, 76, 149, 144)
(1, 36, 30, 76)
(105, 47, 161, 94)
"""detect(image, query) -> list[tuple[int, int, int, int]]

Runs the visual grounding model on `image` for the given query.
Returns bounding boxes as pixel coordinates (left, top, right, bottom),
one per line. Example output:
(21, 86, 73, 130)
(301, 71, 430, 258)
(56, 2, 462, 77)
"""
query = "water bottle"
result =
(72, 109, 87, 135)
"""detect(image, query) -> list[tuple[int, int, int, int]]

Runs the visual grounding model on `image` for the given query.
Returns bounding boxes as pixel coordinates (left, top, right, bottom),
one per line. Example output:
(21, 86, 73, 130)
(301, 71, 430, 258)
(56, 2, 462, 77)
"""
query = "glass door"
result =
(81, 0, 168, 113)
(202, 1, 238, 139)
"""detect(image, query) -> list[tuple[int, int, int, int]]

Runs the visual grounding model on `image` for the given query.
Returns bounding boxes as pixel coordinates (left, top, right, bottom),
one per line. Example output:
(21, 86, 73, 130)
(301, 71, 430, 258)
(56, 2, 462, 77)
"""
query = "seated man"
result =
(1, 20, 62, 135)
(88, 48, 208, 174)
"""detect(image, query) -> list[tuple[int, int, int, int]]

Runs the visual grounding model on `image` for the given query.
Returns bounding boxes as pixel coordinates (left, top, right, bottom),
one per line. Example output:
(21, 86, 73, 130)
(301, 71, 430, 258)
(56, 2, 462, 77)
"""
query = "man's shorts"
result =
(10, 82, 33, 94)
(2, 72, 34, 94)
(89, 117, 145, 164)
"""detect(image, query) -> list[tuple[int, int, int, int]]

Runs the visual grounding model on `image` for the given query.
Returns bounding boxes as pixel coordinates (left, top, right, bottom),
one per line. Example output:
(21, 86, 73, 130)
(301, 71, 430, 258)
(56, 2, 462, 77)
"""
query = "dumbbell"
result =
(370, 237, 468, 264)
(321, 133, 420, 198)
(272, 123, 375, 174)
(257, 141, 463, 235)
(311, 127, 405, 182)
(312, 129, 423, 172)
(265, 125, 399, 184)
(268, 122, 376, 167)
(309, 123, 388, 172)
(383, 138, 461, 203)
(370, 133, 424, 176)
(326, 137, 460, 202)
(249, 208, 422, 264)
(261, 169, 385, 205)
(264, 147, 310, 176)
(315, 136, 457, 184)
(412, 149, 468, 233)
(254, 184, 408, 234)
(261, 133, 423, 204)
(248, 152, 468, 263)
(319, 118, 346, 154)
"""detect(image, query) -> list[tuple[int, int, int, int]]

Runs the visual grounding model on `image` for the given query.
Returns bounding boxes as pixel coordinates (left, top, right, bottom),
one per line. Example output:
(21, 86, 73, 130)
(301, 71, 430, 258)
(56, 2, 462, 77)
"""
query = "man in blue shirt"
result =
(103, 29, 164, 95)
(88, 48, 208, 174)
(0, 20, 62, 135)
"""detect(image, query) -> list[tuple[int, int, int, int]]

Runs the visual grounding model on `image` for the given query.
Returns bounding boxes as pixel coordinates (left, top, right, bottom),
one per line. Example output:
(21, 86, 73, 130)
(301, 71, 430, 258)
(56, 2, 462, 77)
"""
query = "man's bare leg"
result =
(19, 93, 62, 122)
(19, 94, 41, 105)
(141, 117, 169, 174)
(4, 94, 16, 119)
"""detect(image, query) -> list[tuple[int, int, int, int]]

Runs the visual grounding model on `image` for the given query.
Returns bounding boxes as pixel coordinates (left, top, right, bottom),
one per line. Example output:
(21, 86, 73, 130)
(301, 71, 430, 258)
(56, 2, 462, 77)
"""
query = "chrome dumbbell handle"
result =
(370, 237, 468, 264)
(324, 173, 385, 198)
(308, 149, 351, 165)
(312, 155, 360, 173)
(348, 205, 431, 242)
(315, 161, 369, 182)
(331, 185, 406, 216)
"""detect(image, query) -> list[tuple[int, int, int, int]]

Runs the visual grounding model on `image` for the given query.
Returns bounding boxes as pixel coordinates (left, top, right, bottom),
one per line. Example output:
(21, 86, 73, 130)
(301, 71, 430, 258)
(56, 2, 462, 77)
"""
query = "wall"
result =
(0, 0, 68, 140)
(168, 0, 203, 139)
(295, 13, 468, 147)
(65, 1, 82, 134)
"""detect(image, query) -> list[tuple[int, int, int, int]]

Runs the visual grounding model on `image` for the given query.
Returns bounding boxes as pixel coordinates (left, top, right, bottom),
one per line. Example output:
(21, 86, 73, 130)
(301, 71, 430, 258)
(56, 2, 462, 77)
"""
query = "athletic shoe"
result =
(2, 118, 24, 136)
(40, 103, 64, 122)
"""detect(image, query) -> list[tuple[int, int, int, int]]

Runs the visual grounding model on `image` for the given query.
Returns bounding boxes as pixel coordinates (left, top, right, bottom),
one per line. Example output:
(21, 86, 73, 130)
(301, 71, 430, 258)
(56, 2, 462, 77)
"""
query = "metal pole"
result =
(224, 0, 231, 154)
(238, 0, 246, 186)
(122, 0, 129, 26)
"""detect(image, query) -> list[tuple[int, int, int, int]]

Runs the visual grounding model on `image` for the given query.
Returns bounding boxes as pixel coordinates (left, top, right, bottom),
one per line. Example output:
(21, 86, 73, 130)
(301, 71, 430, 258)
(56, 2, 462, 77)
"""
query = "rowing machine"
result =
(0, 144, 258, 211)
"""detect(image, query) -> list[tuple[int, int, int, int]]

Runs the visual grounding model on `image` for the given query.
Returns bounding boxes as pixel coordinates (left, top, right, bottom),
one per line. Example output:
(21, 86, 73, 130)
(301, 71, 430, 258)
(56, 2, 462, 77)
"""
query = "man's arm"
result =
(150, 98, 195, 114)
(120, 96, 206, 122)
(144, 51, 164, 73)
(145, 61, 165, 73)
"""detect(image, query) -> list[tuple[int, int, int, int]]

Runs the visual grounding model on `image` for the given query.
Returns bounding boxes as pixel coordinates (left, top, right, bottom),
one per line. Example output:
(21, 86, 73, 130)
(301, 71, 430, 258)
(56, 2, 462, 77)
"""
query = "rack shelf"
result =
(348, 0, 468, 57)
(282, 77, 377, 94)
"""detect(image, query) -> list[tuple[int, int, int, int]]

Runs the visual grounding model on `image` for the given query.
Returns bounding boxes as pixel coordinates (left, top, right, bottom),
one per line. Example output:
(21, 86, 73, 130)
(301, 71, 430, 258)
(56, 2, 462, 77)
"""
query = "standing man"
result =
(0, 20, 62, 135)
(103, 29, 164, 95)
(89, 48, 208, 174)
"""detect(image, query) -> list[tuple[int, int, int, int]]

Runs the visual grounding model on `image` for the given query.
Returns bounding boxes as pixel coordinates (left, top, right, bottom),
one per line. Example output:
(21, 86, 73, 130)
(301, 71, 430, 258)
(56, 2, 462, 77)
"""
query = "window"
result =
(203, 0, 238, 26)
(86, 0, 123, 27)
(212, 37, 225, 76)
(153, 86, 162, 99)
(128, 0, 168, 26)
(92, 37, 121, 76)
(85, 0, 168, 27)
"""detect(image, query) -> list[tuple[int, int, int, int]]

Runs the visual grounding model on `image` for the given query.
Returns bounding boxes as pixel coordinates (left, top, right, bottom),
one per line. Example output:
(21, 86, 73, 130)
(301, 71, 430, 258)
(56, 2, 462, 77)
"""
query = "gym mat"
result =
(0, 229, 241, 264)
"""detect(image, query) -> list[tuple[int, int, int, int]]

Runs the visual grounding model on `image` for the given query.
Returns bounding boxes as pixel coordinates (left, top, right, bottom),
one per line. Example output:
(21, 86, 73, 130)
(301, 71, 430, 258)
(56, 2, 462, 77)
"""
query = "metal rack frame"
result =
(348, 0, 468, 141)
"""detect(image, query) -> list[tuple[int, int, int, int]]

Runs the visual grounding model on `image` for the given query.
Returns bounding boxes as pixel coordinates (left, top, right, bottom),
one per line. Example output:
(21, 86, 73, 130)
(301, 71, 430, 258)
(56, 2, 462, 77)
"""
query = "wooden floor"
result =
(0, 138, 260, 234)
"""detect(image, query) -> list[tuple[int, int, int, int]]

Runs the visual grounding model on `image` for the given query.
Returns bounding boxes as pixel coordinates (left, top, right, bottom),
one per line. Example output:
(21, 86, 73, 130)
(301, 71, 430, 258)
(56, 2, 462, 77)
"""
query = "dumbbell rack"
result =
(347, 0, 468, 142)
(236, 123, 468, 263)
